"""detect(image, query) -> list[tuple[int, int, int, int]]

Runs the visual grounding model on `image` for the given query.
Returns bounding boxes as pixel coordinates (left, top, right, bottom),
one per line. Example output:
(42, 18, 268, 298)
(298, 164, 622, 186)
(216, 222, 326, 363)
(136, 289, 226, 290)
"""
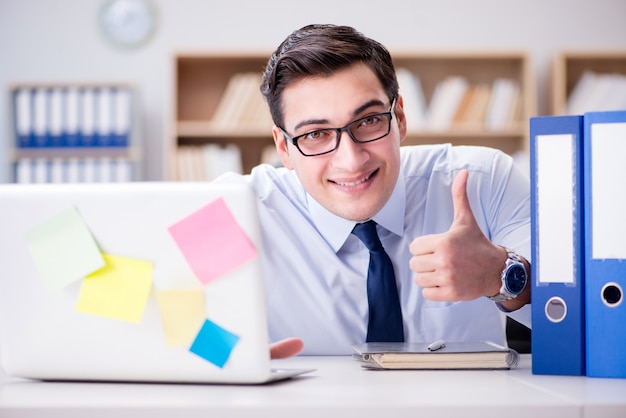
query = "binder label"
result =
(591, 122, 626, 259)
(536, 134, 575, 284)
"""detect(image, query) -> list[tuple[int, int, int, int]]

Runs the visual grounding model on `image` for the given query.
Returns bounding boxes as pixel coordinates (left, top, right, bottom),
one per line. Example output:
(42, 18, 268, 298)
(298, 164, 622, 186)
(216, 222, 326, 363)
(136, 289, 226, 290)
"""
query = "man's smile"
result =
(330, 168, 379, 187)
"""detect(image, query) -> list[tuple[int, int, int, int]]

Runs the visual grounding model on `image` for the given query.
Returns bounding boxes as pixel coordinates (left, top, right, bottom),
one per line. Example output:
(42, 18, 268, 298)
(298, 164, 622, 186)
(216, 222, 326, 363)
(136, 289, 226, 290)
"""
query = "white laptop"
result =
(0, 181, 313, 384)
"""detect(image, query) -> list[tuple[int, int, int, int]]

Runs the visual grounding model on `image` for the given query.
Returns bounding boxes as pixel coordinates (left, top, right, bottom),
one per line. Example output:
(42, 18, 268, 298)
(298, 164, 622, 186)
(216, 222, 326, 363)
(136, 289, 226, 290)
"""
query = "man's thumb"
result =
(451, 169, 476, 227)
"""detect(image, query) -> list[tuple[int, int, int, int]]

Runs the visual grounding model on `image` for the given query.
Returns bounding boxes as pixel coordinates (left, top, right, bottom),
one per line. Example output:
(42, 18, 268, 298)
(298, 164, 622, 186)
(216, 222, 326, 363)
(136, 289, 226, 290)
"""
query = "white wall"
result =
(1, 0, 625, 182)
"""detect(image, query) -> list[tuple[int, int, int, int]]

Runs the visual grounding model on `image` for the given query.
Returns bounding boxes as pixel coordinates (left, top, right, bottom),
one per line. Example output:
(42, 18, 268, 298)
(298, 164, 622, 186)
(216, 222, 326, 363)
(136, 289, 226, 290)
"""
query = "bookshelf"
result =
(8, 83, 142, 183)
(392, 52, 535, 157)
(170, 51, 536, 180)
(551, 51, 626, 115)
(171, 53, 273, 180)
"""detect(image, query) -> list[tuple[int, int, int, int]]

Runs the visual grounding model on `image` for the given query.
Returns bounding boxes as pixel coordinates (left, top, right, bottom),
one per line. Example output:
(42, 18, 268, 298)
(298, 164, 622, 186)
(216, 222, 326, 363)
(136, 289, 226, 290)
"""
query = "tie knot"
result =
(352, 220, 383, 251)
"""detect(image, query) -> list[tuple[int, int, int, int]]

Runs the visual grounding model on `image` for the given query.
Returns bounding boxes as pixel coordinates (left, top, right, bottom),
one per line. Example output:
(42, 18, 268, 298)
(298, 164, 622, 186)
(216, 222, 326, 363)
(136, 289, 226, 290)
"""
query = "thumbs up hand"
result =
(409, 169, 506, 302)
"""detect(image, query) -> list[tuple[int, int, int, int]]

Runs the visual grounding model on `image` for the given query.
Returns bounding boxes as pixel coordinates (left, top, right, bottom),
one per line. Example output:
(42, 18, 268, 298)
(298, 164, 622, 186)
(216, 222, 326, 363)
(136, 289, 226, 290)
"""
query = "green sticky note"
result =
(75, 253, 153, 324)
(24, 207, 105, 290)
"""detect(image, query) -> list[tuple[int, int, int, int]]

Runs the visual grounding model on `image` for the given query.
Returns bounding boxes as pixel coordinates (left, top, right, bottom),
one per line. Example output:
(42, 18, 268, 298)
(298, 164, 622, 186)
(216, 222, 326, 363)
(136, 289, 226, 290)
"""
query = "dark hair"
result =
(260, 24, 399, 128)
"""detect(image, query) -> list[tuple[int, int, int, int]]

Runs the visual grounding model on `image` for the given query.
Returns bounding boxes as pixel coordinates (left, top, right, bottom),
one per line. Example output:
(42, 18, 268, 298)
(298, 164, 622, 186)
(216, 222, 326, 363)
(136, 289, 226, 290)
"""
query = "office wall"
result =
(1, 0, 625, 182)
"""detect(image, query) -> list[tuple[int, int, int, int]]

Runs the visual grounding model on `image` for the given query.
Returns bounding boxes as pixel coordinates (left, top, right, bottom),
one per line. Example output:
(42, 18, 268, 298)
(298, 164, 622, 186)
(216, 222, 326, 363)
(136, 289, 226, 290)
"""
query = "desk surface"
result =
(1, 355, 625, 418)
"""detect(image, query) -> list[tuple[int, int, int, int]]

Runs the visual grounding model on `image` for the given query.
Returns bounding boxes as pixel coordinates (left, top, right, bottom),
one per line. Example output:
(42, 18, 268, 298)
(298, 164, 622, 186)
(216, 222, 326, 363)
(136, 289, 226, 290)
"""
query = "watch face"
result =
(505, 264, 527, 294)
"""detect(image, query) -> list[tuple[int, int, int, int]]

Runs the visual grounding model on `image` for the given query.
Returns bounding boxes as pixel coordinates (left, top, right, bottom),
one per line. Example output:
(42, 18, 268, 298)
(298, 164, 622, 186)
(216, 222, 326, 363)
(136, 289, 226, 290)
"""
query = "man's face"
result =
(273, 63, 407, 222)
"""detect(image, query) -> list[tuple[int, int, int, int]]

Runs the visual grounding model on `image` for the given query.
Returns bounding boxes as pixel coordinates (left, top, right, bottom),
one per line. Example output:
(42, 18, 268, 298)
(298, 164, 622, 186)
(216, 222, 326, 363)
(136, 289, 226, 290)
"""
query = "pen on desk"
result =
(427, 339, 446, 351)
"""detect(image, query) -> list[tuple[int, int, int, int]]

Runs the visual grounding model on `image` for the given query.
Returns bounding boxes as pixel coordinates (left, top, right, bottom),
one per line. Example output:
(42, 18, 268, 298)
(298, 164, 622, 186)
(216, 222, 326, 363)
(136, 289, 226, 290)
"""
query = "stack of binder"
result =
(14, 86, 132, 148)
(530, 110, 626, 378)
(11, 85, 137, 183)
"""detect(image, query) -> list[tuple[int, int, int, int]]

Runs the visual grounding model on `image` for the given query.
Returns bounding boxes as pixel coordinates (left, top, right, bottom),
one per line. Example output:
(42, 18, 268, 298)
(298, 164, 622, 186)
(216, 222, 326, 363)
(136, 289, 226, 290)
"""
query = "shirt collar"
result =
(308, 175, 406, 252)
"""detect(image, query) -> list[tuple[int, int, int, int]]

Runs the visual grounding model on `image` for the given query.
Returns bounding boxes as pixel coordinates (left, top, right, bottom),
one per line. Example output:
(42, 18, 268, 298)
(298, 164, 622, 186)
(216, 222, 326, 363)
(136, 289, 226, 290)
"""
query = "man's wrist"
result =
(496, 257, 531, 312)
(488, 248, 531, 310)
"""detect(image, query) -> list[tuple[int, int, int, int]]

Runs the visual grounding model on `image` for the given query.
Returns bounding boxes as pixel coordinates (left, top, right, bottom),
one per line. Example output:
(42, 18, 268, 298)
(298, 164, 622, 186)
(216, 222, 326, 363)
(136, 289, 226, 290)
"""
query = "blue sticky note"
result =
(189, 319, 240, 368)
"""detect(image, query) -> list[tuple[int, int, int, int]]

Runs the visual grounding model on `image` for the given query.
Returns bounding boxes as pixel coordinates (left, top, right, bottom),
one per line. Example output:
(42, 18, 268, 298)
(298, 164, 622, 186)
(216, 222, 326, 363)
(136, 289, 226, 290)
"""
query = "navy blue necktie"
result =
(352, 220, 404, 342)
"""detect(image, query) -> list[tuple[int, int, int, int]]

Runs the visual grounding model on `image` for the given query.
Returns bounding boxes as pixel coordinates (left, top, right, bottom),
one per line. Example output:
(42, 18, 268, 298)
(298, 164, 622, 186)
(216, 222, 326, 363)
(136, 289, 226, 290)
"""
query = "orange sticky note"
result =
(168, 198, 257, 285)
(75, 253, 153, 324)
(155, 289, 206, 347)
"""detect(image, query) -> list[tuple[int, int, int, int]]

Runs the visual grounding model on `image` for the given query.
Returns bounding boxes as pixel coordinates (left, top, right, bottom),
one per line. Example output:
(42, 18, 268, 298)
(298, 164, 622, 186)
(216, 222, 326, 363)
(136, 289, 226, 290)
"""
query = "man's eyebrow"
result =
(352, 99, 387, 117)
(292, 99, 387, 132)
(294, 118, 329, 132)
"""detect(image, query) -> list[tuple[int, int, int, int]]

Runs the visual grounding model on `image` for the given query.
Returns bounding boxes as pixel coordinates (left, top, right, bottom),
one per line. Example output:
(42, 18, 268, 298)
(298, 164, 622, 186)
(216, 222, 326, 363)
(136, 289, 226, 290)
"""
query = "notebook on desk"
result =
(0, 181, 313, 384)
(352, 341, 520, 370)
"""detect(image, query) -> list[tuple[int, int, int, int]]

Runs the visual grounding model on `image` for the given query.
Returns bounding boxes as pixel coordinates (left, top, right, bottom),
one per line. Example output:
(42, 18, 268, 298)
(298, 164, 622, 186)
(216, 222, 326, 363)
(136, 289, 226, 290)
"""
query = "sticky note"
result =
(189, 319, 240, 368)
(24, 206, 105, 290)
(155, 289, 206, 347)
(168, 198, 257, 285)
(75, 253, 153, 324)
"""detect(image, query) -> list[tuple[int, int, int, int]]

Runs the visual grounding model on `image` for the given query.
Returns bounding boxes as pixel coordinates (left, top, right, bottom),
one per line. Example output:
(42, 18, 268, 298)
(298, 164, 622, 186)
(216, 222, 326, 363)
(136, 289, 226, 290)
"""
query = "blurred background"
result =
(1, 0, 625, 183)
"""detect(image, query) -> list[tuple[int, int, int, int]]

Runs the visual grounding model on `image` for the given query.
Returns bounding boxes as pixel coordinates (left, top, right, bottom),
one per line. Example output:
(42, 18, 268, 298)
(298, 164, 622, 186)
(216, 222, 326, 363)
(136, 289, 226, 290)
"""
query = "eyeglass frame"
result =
(278, 98, 397, 157)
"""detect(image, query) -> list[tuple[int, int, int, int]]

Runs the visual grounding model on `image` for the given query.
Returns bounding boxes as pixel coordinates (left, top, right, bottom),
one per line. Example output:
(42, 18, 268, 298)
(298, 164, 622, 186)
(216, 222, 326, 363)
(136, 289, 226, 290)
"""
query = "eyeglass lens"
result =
(296, 113, 391, 156)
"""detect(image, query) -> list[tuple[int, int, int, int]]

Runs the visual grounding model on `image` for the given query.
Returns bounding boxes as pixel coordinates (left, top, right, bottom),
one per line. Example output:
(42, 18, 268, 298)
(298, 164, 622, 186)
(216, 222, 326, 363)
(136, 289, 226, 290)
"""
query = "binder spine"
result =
(583, 110, 626, 378)
(530, 115, 585, 376)
(14, 88, 34, 148)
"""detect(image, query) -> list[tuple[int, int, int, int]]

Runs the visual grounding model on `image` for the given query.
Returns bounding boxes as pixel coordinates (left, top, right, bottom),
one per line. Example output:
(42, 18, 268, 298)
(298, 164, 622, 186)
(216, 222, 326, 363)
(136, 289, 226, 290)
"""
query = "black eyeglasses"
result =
(279, 100, 396, 157)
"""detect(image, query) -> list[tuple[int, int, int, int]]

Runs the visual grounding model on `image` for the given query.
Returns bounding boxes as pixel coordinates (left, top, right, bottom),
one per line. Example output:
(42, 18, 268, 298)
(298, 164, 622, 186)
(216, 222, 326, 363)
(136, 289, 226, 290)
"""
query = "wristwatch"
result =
(489, 247, 528, 302)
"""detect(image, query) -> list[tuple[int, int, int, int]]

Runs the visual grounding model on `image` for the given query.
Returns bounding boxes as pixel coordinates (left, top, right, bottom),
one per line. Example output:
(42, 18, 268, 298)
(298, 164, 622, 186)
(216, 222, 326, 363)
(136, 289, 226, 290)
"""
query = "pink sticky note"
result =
(168, 198, 257, 285)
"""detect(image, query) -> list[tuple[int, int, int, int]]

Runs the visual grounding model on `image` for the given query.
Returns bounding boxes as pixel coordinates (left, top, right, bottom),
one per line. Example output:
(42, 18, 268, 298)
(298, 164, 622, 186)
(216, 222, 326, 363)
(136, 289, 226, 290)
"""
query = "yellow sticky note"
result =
(76, 253, 153, 324)
(155, 289, 206, 347)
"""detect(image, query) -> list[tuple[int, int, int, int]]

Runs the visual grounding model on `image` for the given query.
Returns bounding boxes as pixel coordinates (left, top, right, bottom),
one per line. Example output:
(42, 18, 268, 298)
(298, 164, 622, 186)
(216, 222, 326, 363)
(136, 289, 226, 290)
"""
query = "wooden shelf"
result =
(170, 51, 536, 180)
(551, 51, 626, 115)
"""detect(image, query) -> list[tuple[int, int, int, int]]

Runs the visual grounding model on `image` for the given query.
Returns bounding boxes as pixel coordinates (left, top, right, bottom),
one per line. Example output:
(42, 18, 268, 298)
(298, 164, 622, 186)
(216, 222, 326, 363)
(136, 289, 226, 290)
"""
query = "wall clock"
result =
(99, 0, 158, 49)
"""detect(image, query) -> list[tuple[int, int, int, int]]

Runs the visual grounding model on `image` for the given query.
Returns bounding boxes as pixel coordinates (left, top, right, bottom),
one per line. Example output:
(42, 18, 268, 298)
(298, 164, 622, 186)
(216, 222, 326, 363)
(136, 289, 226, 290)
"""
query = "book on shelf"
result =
(566, 71, 626, 115)
(485, 78, 520, 130)
(210, 72, 272, 132)
(260, 144, 281, 167)
(396, 67, 426, 131)
(352, 341, 520, 370)
(426, 76, 469, 131)
(450, 85, 474, 126)
(175, 144, 243, 182)
(451, 83, 492, 129)
(210, 73, 248, 130)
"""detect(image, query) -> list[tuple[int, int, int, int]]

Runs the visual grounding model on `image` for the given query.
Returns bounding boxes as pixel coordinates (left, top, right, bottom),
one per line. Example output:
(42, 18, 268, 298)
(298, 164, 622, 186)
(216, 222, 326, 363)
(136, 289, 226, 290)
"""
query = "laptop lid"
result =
(0, 181, 306, 384)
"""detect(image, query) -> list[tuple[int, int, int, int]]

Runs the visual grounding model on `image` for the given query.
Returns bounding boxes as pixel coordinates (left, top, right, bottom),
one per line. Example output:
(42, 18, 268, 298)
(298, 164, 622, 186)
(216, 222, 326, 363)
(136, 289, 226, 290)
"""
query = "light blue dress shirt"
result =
(216, 144, 531, 355)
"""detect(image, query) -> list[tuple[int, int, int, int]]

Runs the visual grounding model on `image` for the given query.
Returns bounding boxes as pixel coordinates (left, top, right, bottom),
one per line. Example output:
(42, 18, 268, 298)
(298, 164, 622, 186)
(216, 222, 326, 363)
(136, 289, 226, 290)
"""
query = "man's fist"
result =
(409, 169, 505, 301)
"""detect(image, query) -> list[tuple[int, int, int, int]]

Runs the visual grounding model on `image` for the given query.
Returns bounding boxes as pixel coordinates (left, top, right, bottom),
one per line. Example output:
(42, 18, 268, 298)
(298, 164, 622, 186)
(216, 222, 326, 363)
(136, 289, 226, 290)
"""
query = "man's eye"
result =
(303, 130, 330, 141)
(360, 115, 381, 126)
(305, 131, 321, 139)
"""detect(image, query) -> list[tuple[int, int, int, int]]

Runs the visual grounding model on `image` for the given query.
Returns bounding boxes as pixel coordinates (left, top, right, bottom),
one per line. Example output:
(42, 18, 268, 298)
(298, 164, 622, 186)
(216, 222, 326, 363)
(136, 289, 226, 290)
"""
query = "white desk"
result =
(1, 355, 625, 418)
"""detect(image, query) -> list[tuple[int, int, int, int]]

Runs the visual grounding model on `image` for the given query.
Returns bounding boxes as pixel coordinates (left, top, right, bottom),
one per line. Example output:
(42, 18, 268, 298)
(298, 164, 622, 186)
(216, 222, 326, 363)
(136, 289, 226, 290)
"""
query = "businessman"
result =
(217, 24, 531, 357)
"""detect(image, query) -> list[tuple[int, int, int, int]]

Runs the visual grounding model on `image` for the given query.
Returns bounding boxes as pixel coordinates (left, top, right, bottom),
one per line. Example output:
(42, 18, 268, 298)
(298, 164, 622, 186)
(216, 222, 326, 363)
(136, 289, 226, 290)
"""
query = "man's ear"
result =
(272, 126, 294, 169)
(394, 95, 408, 144)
